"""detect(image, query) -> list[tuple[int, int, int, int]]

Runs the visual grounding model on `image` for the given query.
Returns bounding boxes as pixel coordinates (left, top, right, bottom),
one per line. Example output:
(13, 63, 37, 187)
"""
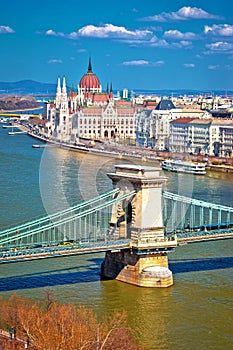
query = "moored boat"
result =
(161, 159, 206, 175)
(0, 117, 8, 123)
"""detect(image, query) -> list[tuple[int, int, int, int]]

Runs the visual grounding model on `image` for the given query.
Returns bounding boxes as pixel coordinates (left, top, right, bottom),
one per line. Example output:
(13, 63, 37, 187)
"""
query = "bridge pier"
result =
(101, 164, 177, 287)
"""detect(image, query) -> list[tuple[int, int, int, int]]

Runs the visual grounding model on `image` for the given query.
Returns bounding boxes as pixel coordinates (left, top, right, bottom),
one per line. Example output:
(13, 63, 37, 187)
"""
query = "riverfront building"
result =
(42, 58, 233, 157)
(135, 97, 210, 150)
(169, 118, 233, 156)
(44, 59, 137, 142)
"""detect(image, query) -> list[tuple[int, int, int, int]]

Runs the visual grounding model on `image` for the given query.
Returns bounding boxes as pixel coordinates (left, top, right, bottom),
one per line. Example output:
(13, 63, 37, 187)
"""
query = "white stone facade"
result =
(135, 106, 209, 150)
(169, 118, 233, 156)
(45, 77, 137, 142)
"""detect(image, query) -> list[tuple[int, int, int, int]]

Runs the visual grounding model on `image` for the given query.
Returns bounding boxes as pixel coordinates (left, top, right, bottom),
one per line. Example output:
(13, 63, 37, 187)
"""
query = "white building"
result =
(169, 118, 233, 156)
(135, 97, 210, 150)
(44, 59, 137, 142)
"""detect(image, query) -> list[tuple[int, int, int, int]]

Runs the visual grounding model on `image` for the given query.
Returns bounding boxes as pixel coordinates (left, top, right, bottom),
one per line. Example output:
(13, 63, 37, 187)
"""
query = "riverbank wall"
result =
(11, 122, 233, 173)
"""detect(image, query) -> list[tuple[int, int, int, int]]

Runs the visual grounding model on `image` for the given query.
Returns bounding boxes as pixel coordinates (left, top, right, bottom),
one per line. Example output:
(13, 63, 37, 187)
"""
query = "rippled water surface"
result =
(0, 126, 233, 349)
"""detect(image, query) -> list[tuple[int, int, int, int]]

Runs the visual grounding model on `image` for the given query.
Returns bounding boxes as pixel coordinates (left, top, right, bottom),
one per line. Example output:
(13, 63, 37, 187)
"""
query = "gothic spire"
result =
(109, 83, 113, 99)
(88, 57, 92, 72)
(56, 76, 61, 94)
(62, 76, 67, 95)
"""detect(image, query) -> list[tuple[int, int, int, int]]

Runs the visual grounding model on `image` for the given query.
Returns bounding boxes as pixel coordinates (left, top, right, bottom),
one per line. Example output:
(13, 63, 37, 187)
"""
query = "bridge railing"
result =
(0, 189, 136, 248)
(163, 191, 233, 233)
(0, 189, 119, 241)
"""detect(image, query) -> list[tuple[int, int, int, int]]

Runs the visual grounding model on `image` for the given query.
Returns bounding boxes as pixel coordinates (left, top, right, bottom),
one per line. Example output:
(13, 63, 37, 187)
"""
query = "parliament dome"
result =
(79, 58, 101, 91)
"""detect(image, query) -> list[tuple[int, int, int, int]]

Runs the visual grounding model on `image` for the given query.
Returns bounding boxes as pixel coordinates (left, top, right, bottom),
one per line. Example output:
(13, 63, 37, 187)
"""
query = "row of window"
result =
(79, 130, 134, 135)
(79, 118, 134, 125)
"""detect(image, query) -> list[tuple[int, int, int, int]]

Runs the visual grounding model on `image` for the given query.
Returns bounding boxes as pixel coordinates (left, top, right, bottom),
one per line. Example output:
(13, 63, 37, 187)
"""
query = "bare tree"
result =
(0, 294, 143, 350)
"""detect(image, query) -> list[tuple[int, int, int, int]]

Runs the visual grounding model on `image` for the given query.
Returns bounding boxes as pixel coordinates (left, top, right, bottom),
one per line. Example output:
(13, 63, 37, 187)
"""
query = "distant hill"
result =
(0, 80, 57, 95)
(0, 80, 232, 97)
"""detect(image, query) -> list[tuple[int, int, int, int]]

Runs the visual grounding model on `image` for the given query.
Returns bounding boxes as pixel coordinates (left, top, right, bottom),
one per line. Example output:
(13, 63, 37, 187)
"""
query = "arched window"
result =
(84, 119, 87, 124)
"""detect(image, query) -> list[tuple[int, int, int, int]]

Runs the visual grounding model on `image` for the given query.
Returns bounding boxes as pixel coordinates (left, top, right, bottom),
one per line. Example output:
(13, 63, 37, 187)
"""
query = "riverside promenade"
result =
(11, 120, 233, 173)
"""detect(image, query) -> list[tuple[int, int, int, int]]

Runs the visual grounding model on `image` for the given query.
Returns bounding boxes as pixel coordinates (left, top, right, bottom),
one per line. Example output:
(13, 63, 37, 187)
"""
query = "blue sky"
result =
(0, 0, 233, 91)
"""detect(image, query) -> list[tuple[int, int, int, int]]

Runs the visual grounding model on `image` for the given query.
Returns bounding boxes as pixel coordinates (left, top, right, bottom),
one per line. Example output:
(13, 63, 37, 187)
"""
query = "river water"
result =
(0, 125, 233, 350)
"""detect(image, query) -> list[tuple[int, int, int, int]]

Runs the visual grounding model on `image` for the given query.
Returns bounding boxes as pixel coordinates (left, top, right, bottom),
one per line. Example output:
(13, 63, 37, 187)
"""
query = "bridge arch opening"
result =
(126, 201, 133, 239)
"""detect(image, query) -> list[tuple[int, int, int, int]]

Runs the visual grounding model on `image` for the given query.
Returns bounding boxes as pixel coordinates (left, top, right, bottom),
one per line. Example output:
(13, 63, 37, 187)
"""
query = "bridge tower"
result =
(101, 164, 177, 287)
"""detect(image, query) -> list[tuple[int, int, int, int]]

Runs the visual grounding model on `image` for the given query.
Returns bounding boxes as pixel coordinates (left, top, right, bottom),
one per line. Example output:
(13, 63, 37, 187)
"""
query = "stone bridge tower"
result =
(101, 164, 177, 287)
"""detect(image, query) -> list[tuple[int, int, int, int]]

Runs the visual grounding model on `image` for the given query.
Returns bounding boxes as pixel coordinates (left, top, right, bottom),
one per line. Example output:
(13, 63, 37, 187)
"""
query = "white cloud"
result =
(122, 60, 150, 66)
(48, 59, 63, 64)
(149, 38, 170, 47)
(153, 60, 165, 66)
(163, 39, 192, 49)
(164, 30, 196, 40)
(208, 65, 220, 70)
(179, 40, 192, 47)
(44, 24, 152, 42)
(183, 63, 195, 68)
(122, 60, 165, 66)
(206, 41, 233, 52)
(77, 49, 87, 53)
(119, 35, 192, 49)
(0, 25, 14, 34)
(141, 6, 221, 22)
(147, 26, 163, 32)
(208, 64, 232, 70)
(45, 29, 64, 37)
(76, 24, 152, 39)
(204, 24, 233, 36)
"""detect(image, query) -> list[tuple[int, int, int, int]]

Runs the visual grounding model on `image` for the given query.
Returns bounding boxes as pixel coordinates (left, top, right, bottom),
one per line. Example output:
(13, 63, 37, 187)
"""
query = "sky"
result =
(0, 0, 233, 91)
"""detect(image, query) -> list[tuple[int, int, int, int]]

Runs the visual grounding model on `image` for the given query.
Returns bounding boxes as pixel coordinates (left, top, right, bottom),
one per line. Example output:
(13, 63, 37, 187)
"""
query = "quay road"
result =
(12, 119, 233, 172)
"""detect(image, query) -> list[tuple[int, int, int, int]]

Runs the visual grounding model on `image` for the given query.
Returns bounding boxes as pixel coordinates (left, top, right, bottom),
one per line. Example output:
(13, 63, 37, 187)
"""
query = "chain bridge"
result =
(1, 164, 233, 287)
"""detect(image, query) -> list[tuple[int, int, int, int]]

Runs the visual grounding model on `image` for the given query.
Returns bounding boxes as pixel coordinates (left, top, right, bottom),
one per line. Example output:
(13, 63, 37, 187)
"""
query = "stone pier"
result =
(101, 164, 177, 287)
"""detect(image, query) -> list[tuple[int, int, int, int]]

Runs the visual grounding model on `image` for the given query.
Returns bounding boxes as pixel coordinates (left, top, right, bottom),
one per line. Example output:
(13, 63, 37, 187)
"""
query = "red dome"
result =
(79, 59, 101, 90)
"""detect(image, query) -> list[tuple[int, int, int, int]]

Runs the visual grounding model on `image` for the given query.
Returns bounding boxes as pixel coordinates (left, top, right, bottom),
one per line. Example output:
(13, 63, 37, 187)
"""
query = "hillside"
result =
(0, 80, 57, 95)
(0, 95, 40, 111)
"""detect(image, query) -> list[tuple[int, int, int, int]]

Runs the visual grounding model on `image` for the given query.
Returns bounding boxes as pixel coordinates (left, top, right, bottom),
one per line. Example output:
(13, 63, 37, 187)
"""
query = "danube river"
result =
(0, 125, 233, 350)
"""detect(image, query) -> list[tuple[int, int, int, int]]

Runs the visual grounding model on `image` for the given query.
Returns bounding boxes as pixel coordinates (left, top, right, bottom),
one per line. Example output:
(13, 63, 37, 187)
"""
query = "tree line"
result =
(0, 291, 143, 350)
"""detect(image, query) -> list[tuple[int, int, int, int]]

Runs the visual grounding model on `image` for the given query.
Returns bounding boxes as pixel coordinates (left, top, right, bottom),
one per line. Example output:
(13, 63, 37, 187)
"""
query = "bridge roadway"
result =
(0, 240, 131, 264)
(0, 228, 233, 264)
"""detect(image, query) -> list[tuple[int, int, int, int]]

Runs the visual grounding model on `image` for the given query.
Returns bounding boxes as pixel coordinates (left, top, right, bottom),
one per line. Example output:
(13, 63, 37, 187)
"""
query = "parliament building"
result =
(44, 59, 137, 142)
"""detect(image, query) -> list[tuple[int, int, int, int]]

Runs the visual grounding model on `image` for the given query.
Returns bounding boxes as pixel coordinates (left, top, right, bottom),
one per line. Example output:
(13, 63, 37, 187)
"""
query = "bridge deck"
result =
(1, 228, 233, 264)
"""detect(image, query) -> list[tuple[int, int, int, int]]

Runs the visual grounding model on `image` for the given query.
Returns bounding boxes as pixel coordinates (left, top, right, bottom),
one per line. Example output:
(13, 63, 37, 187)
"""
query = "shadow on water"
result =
(0, 257, 103, 292)
(170, 256, 233, 274)
(0, 256, 233, 292)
